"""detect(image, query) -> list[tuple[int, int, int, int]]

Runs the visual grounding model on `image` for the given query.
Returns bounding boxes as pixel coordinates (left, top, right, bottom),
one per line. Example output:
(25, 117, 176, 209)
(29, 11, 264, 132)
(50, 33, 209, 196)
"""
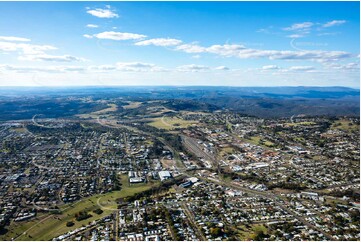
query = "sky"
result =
(0, 1, 359, 87)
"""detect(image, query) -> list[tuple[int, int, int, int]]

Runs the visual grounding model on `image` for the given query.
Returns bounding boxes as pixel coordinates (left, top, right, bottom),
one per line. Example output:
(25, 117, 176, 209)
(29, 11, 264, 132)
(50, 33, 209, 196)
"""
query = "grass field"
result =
(122, 101, 142, 109)
(331, 119, 359, 132)
(237, 224, 268, 240)
(1, 174, 157, 241)
(285, 121, 316, 127)
(148, 116, 198, 130)
(219, 147, 236, 158)
(77, 103, 117, 119)
(92, 103, 117, 114)
(247, 136, 274, 147)
(10, 127, 27, 133)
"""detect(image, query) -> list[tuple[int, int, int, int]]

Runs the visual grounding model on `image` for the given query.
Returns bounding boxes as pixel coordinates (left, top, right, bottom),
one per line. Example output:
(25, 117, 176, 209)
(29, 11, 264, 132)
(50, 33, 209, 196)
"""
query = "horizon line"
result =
(0, 85, 359, 89)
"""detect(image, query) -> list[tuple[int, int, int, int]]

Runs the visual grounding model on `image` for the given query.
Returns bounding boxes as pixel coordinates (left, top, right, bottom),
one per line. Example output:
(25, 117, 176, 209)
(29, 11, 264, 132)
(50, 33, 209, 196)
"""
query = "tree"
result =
(66, 221, 74, 227)
(210, 227, 223, 237)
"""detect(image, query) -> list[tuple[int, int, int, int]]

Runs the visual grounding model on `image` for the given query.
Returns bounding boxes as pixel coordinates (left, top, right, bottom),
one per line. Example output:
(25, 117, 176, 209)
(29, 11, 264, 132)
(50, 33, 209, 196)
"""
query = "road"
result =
(180, 202, 206, 241)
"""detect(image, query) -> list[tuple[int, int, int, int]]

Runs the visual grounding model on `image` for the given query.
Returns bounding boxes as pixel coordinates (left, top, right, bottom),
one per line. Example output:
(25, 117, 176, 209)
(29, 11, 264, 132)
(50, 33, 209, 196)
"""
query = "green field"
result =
(122, 101, 142, 109)
(285, 121, 316, 127)
(76, 103, 117, 119)
(1, 174, 157, 241)
(247, 136, 274, 147)
(331, 119, 359, 132)
(148, 116, 198, 130)
(237, 224, 268, 240)
(10, 127, 27, 133)
(220, 147, 235, 156)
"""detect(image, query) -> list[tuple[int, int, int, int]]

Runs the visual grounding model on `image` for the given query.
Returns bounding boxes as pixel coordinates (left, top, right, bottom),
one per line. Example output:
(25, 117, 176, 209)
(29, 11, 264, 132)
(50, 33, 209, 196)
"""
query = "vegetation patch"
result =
(331, 119, 359, 132)
(122, 101, 142, 109)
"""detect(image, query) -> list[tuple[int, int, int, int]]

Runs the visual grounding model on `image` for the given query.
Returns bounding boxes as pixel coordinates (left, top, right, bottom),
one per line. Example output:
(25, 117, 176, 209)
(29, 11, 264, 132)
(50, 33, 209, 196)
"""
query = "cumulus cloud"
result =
(215, 66, 229, 71)
(177, 64, 209, 72)
(0, 41, 57, 55)
(0, 62, 166, 74)
(175, 43, 246, 56)
(174, 43, 353, 61)
(116, 62, 166, 72)
(0, 39, 85, 63)
(0, 64, 86, 73)
(86, 24, 99, 28)
(262, 65, 279, 70)
(83, 34, 93, 39)
(175, 44, 206, 53)
(135, 38, 182, 47)
(0, 36, 31, 42)
(289, 66, 315, 71)
(92, 31, 146, 41)
(323, 62, 359, 70)
(323, 20, 347, 28)
(206, 44, 246, 56)
(266, 50, 352, 61)
(19, 54, 85, 62)
(283, 22, 314, 31)
(86, 6, 119, 18)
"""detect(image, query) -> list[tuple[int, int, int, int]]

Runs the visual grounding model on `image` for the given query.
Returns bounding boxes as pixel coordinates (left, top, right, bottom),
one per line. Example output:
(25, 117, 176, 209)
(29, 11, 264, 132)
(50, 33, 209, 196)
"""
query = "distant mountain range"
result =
(0, 86, 359, 119)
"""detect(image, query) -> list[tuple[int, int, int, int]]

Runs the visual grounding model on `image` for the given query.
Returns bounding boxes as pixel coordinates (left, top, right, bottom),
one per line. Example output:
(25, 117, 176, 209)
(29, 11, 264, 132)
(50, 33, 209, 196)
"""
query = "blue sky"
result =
(0, 1, 359, 87)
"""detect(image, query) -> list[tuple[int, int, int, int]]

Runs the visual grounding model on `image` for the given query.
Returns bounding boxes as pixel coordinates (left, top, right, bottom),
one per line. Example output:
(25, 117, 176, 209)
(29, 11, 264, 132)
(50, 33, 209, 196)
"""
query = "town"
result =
(0, 99, 359, 241)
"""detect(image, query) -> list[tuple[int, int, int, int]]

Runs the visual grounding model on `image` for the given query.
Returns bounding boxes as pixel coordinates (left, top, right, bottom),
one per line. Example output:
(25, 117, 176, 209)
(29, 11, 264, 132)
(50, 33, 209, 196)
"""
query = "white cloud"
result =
(86, 24, 99, 28)
(287, 34, 304, 39)
(0, 36, 31, 42)
(116, 62, 165, 72)
(88, 65, 116, 71)
(174, 43, 353, 61)
(283, 22, 314, 31)
(289, 66, 315, 71)
(266, 50, 352, 61)
(18, 54, 85, 62)
(0, 41, 57, 55)
(206, 44, 246, 56)
(93, 31, 146, 41)
(177, 64, 209, 72)
(323, 20, 346, 28)
(86, 7, 119, 18)
(215, 66, 229, 71)
(175, 43, 246, 56)
(0, 62, 165, 73)
(0, 64, 86, 73)
(83, 34, 93, 39)
(323, 62, 359, 70)
(262, 65, 279, 70)
(175, 44, 206, 53)
(135, 38, 182, 47)
(0, 62, 358, 87)
(0, 39, 85, 63)
(317, 32, 339, 36)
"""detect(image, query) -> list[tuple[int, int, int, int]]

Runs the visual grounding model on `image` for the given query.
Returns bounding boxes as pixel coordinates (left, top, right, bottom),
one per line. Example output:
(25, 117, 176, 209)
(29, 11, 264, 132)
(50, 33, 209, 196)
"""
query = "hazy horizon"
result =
(0, 85, 359, 89)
